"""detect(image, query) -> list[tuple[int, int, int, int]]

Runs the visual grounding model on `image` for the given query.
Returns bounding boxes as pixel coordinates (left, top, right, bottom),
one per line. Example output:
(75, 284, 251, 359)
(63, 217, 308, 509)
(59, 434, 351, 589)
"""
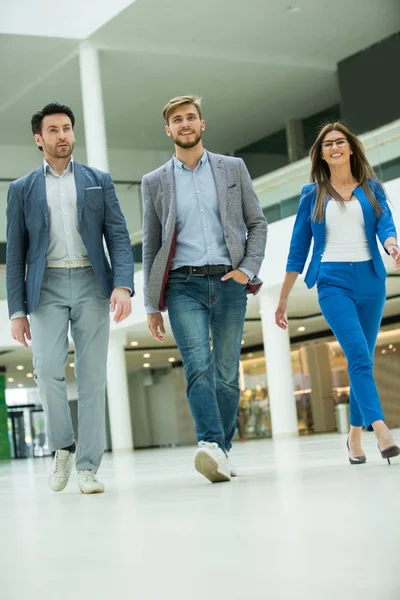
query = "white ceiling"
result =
(0, 0, 399, 152)
(0, 0, 136, 39)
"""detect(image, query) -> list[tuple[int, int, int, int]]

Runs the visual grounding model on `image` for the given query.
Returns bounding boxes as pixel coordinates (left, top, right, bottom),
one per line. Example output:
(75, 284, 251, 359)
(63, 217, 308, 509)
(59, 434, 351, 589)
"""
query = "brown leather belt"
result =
(171, 265, 233, 276)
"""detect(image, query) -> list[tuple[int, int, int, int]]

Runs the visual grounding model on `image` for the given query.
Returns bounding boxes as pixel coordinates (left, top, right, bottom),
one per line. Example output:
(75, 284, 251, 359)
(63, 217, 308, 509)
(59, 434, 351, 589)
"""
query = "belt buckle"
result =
(66, 260, 73, 268)
(191, 266, 204, 277)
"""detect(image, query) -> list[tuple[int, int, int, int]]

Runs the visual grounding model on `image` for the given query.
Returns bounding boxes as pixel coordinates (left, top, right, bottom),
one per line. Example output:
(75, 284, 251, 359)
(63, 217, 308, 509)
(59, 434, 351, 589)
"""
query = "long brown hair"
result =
(309, 122, 382, 222)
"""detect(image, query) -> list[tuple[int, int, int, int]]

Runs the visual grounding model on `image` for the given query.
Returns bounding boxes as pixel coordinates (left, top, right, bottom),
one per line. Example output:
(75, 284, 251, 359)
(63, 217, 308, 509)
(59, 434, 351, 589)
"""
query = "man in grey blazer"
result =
(142, 95, 267, 483)
(6, 102, 134, 494)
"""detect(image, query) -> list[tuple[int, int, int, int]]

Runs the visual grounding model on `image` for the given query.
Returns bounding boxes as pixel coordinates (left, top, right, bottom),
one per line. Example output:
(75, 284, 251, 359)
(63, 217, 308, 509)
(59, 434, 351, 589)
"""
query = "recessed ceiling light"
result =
(16, 365, 24, 371)
(69, 362, 75, 368)
(298, 326, 306, 332)
(26, 373, 33, 378)
(17, 383, 23, 388)
(168, 357, 176, 363)
(143, 353, 151, 358)
(287, 6, 301, 12)
(131, 341, 138, 347)
(241, 340, 245, 345)
(7, 377, 14, 383)
(143, 363, 150, 368)
(389, 344, 393, 349)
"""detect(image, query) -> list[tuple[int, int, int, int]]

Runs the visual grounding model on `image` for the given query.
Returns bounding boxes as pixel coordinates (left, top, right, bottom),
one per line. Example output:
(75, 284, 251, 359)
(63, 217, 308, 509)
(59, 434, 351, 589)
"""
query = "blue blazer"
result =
(6, 161, 134, 317)
(286, 180, 397, 288)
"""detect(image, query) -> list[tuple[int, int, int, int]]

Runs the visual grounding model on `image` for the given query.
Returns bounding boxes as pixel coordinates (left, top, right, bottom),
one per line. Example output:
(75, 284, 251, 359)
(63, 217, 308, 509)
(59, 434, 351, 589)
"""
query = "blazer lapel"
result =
(208, 152, 227, 223)
(161, 159, 177, 227)
(73, 162, 86, 222)
(34, 167, 49, 228)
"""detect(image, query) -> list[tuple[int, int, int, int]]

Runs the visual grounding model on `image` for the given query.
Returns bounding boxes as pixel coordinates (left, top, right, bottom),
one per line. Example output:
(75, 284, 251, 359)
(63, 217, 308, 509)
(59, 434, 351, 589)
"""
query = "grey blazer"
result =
(141, 151, 268, 312)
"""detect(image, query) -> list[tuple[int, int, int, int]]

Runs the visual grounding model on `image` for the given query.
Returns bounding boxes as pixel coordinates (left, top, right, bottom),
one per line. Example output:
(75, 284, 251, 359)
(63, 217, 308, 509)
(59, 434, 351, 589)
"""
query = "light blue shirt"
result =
(146, 151, 253, 313)
(171, 151, 232, 269)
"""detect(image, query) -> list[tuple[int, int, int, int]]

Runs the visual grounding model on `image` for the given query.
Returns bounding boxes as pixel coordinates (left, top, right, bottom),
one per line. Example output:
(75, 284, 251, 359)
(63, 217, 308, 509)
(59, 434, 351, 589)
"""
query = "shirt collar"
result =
(43, 156, 74, 176)
(173, 150, 208, 172)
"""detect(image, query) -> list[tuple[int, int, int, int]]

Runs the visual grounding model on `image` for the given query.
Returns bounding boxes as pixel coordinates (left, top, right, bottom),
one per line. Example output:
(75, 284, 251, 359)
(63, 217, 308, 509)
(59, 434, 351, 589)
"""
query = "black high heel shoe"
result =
(346, 437, 366, 465)
(379, 444, 400, 465)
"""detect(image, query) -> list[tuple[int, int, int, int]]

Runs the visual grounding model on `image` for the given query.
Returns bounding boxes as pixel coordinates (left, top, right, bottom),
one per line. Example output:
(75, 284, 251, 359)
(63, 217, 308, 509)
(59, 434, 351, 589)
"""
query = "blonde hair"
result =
(162, 95, 202, 124)
(309, 121, 382, 222)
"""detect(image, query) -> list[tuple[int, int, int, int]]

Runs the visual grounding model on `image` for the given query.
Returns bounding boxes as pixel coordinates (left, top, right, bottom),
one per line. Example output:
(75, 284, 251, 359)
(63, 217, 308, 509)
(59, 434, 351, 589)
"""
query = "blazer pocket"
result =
(227, 183, 237, 189)
(85, 188, 104, 211)
(85, 186, 102, 190)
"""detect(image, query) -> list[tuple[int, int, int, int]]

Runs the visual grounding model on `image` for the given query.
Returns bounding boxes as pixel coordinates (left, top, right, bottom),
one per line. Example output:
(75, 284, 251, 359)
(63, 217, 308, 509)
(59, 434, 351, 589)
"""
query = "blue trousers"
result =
(166, 272, 247, 451)
(317, 260, 386, 430)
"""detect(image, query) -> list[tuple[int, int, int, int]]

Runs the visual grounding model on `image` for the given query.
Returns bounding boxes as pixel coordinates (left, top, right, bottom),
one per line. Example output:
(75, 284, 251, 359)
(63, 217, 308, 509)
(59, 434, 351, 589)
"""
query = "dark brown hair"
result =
(309, 121, 382, 222)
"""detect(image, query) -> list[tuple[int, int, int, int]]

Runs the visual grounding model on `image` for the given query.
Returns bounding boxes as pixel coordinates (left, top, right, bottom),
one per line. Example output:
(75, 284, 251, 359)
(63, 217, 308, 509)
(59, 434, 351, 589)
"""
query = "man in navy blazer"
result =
(6, 102, 134, 494)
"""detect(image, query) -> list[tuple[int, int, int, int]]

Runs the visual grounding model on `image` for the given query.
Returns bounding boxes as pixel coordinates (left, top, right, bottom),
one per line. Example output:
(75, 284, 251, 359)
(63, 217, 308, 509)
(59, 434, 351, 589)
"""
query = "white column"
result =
(79, 41, 109, 171)
(106, 331, 133, 451)
(259, 287, 298, 438)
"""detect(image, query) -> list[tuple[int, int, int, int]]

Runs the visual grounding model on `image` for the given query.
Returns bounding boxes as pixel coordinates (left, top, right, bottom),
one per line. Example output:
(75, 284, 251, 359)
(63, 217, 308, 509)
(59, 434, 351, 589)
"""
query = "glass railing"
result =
(254, 119, 400, 224)
(1, 120, 400, 299)
(126, 119, 400, 264)
(114, 182, 142, 239)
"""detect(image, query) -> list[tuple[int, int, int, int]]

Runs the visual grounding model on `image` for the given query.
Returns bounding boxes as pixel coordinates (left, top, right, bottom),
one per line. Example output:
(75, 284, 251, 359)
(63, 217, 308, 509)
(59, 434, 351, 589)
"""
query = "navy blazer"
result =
(6, 161, 134, 317)
(286, 180, 397, 288)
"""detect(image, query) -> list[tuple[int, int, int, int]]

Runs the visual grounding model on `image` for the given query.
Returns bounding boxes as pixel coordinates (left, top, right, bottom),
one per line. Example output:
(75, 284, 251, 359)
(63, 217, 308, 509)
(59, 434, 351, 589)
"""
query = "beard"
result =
(44, 141, 75, 159)
(55, 141, 74, 158)
(172, 131, 202, 149)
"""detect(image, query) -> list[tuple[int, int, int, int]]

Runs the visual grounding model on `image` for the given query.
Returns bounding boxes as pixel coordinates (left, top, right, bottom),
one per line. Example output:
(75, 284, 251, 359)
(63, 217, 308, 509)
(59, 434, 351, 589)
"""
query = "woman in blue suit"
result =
(275, 122, 400, 465)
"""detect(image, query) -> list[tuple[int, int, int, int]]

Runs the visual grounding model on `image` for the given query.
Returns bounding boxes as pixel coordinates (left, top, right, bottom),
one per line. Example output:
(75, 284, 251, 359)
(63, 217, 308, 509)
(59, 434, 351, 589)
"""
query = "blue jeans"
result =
(317, 260, 386, 430)
(166, 272, 247, 451)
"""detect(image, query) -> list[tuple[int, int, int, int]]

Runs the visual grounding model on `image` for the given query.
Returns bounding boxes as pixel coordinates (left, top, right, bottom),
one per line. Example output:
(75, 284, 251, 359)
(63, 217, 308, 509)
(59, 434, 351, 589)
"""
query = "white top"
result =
(321, 199, 372, 262)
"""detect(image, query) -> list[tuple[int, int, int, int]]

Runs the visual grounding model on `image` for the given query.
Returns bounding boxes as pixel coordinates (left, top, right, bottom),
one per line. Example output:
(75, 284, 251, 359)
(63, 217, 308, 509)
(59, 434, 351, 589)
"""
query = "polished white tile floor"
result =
(1, 432, 400, 600)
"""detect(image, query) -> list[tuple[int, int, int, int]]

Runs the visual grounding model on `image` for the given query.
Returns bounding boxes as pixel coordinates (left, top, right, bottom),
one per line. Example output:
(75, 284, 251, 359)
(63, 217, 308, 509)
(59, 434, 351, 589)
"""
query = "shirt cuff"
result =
(146, 305, 160, 314)
(11, 311, 27, 320)
(238, 267, 254, 282)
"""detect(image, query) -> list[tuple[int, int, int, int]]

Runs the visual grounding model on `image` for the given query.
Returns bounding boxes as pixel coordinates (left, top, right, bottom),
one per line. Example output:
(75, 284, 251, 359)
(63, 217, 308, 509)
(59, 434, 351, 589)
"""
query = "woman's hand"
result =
(389, 244, 400, 269)
(275, 298, 288, 330)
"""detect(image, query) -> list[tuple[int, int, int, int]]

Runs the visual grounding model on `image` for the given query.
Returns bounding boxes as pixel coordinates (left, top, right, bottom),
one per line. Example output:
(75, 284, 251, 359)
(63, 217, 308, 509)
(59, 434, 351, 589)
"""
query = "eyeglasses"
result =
(321, 138, 348, 150)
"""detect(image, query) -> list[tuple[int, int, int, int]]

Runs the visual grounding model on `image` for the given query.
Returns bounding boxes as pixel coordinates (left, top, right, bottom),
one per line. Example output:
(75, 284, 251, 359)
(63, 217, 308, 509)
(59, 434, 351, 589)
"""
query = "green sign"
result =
(0, 374, 11, 460)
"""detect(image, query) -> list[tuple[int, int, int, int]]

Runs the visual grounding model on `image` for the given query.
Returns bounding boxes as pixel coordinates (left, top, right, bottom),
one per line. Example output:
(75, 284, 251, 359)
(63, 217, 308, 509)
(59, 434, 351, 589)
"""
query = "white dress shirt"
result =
(44, 158, 88, 261)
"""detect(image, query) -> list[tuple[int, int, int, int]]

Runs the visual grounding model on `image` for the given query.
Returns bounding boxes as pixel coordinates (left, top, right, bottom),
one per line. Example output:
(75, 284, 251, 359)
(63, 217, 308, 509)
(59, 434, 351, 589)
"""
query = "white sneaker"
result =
(77, 470, 105, 494)
(225, 452, 238, 477)
(49, 449, 74, 492)
(194, 441, 231, 483)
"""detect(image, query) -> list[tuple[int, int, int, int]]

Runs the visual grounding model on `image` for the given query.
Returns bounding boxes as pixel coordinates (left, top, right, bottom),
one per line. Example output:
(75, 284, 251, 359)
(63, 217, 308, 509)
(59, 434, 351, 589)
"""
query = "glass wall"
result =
(238, 347, 312, 440)
(237, 323, 400, 440)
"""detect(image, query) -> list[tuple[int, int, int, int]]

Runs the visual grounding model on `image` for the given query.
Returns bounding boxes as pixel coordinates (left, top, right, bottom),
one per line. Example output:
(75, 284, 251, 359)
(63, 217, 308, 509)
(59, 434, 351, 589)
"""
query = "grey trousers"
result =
(30, 267, 110, 471)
